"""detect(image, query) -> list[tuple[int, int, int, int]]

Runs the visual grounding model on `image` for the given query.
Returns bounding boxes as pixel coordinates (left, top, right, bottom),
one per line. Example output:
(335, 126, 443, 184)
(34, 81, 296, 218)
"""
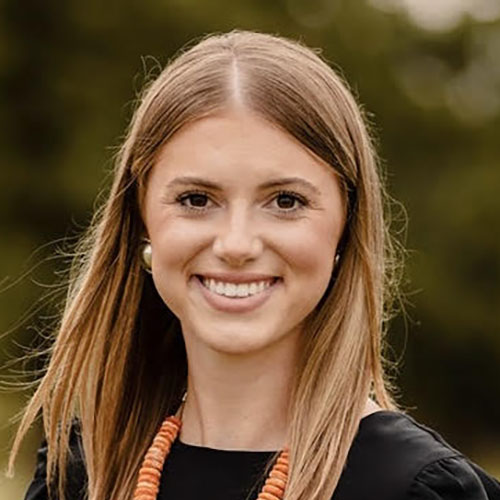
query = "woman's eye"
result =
(185, 193, 208, 207)
(272, 191, 308, 212)
(176, 191, 212, 210)
(275, 193, 298, 209)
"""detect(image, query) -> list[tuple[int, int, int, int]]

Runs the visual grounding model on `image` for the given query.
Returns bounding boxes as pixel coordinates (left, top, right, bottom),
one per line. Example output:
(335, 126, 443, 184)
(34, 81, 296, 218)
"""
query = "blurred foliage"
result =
(1, 0, 499, 496)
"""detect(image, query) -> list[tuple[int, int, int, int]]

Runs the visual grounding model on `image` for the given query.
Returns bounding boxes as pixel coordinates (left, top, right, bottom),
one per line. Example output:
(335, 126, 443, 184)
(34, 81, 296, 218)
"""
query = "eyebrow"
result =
(165, 175, 322, 196)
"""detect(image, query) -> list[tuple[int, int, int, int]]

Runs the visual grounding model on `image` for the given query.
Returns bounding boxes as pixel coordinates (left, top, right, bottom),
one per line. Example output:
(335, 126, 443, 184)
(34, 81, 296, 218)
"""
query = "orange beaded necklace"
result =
(133, 403, 289, 500)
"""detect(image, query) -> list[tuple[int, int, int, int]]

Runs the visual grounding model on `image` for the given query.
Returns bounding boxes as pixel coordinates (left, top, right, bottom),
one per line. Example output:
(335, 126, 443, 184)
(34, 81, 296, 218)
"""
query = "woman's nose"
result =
(212, 204, 263, 266)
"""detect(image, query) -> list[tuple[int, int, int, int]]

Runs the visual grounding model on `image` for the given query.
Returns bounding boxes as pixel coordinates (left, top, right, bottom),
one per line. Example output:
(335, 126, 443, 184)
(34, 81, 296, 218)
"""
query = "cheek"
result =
(265, 220, 337, 327)
(148, 221, 205, 309)
(152, 222, 204, 276)
(273, 218, 340, 278)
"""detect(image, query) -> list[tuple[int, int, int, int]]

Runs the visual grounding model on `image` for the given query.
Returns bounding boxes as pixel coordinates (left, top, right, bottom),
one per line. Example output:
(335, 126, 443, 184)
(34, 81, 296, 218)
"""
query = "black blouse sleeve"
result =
(24, 428, 87, 500)
(24, 439, 50, 500)
(408, 455, 499, 500)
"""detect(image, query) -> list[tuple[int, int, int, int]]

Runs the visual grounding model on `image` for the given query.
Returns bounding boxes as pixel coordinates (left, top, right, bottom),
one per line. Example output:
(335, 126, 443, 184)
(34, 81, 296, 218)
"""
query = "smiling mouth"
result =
(195, 275, 280, 299)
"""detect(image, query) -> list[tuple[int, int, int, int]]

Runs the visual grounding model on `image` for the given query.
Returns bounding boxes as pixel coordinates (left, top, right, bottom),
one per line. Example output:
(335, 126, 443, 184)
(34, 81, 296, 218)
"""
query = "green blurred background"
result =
(1, 0, 499, 497)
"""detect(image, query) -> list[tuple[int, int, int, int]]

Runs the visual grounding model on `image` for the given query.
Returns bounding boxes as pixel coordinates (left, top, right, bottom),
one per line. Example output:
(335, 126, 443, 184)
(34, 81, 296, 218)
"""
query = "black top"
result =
(24, 411, 500, 500)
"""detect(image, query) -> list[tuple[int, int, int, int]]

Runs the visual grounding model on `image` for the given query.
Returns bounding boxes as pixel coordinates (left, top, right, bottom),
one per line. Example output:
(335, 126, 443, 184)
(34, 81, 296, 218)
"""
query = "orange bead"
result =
(160, 426, 177, 437)
(167, 415, 181, 425)
(142, 457, 163, 469)
(270, 469, 288, 481)
(136, 480, 157, 490)
(135, 482, 157, 490)
(160, 429, 177, 442)
(145, 449, 164, 462)
(158, 433, 175, 444)
(273, 463, 288, 474)
(133, 492, 154, 499)
(134, 485, 158, 496)
(153, 435, 170, 447)
(138, 472, 160, 484)
(158, 425, 175, 434)
(162, 420, 180, 431)
(144, 451, 164, 469)
(263, 484, 283, 496)
(140, 467, 161, 478)
(258, 492, 279, 500)
(162, 432, 177, 443)
(265, 477, 286, 490)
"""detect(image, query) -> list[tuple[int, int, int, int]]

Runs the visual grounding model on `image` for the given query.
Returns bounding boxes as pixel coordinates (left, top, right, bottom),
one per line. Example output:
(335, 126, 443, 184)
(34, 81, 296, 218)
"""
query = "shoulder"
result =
(408, 455, 500, 500)
(333, 411, 500, 500)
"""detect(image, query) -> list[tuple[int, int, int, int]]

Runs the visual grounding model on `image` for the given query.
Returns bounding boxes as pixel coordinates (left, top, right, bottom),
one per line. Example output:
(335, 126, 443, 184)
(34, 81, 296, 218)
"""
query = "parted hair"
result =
(9, 30, 403, 500)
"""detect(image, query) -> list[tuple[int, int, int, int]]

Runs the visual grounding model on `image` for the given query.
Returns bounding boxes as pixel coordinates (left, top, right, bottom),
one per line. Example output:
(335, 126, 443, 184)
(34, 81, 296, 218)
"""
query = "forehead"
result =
(150, 108, 340, 191)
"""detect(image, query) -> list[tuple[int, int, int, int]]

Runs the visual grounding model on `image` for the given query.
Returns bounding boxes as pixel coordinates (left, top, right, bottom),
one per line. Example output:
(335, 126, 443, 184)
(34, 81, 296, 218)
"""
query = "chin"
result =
(203, 333, 274, 355)
(191, 322, 283, 356)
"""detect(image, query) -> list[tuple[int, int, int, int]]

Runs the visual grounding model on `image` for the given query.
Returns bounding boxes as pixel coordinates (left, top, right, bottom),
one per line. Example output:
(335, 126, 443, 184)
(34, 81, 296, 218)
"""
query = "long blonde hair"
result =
(9, 30, 404, 500)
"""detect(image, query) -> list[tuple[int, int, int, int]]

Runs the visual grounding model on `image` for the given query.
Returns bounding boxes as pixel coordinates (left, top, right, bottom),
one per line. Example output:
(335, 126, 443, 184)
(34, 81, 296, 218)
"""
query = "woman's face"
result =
(142, 108, 346, 356)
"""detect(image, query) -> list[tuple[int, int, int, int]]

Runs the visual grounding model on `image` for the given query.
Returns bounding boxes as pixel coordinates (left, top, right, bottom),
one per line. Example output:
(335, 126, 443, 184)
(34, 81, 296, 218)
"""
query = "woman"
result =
(9, 30, 500, 500)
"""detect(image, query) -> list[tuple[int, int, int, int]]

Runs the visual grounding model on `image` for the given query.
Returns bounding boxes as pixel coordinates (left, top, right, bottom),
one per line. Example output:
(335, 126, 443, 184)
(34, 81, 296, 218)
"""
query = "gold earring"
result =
(334, 253, 340, 268)
(139, 238, 152, 273)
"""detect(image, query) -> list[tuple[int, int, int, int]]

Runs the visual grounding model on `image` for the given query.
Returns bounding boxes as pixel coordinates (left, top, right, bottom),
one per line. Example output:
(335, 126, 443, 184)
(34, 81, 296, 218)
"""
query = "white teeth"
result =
(215, 280, 224, 294)
(201, 277, 275, 298)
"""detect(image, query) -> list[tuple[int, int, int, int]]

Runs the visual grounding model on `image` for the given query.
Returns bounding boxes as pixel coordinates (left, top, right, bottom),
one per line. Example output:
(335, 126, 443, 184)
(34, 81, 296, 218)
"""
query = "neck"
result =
(178, 335, 299, 451)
